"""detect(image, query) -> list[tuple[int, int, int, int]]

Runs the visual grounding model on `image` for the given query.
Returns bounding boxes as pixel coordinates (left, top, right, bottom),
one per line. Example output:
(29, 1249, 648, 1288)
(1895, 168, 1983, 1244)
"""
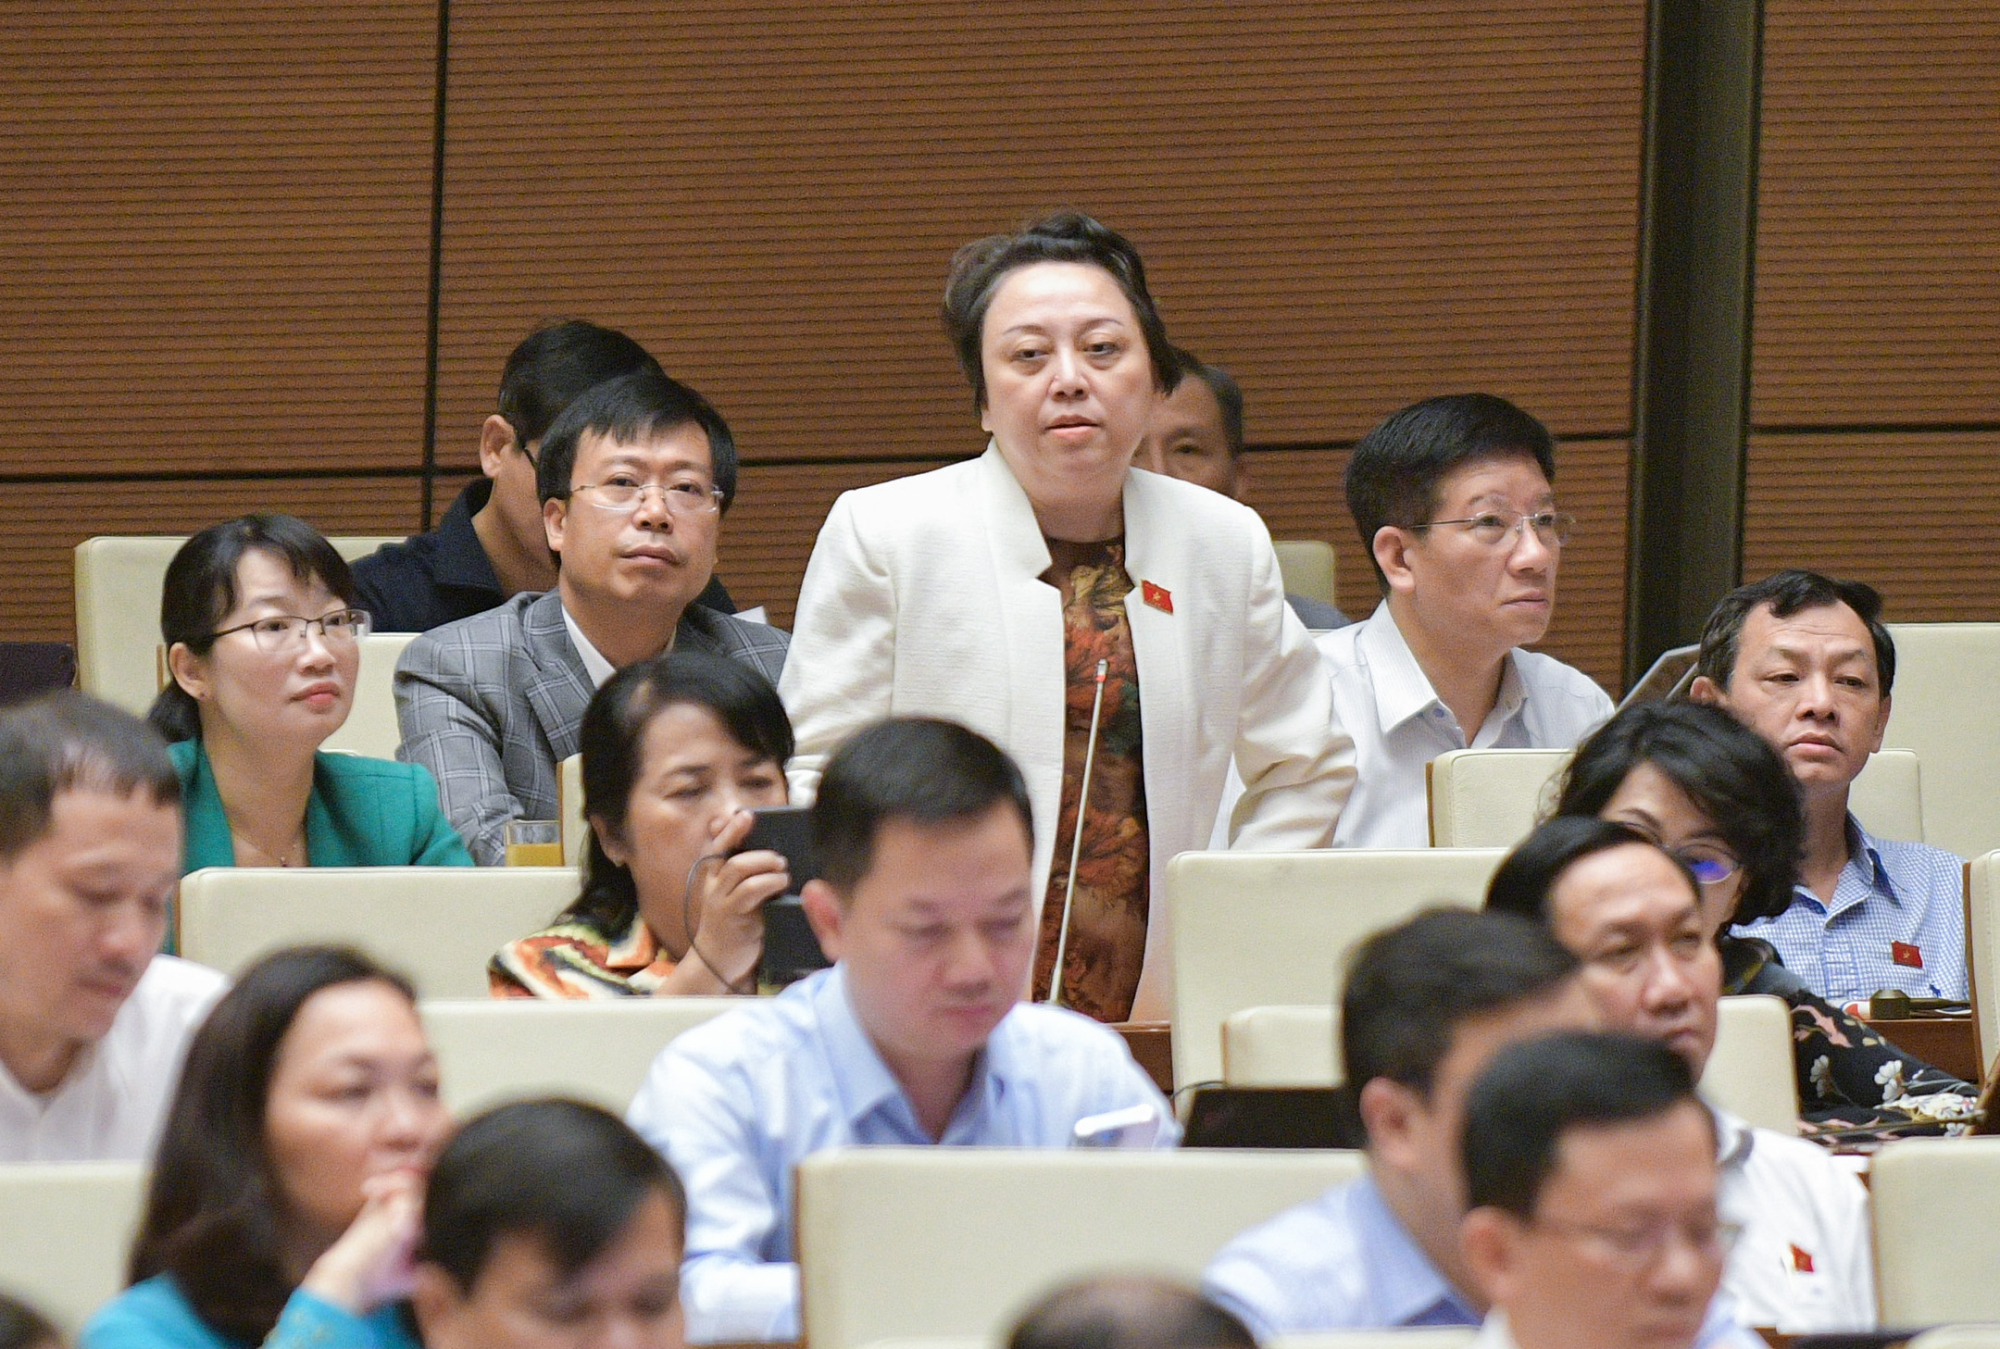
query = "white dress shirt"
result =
(0, 956, 227, 1163)
(1714, 1107, 1876, 1331)
(560, 605, 618, 689)
(1317, 602, 1613, 847)
(625, 964, 1177, 1343)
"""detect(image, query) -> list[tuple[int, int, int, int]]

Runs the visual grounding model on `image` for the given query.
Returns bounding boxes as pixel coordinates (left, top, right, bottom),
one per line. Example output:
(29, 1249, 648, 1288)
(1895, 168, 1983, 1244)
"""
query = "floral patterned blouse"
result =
(1722, 934, 1978, 1139)
(489, 905, 678, 999)
(1030, 538, 1149, 1023)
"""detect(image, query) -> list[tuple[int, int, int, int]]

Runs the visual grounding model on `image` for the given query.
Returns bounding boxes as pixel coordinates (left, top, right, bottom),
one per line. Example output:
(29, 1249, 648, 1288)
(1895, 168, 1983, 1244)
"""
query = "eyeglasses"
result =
(1410, 510, 1574, 548)
(211, 609, 373, 653)
(566, 479, 725, 516)
(1617, 821, 1742, 888)
(1530, 1214, 1741, 1270)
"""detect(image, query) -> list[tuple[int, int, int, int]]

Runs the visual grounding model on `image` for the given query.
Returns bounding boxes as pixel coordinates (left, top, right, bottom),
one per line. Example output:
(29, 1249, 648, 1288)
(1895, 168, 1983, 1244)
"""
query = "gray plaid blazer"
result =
(395, 590, 789, 864)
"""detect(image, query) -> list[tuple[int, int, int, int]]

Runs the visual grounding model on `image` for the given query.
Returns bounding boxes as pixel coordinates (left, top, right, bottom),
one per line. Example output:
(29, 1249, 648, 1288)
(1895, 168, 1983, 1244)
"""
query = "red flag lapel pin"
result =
(1891, 941, 1924, 969)
(1141, 580, 1173, 614)
(1789, 1244, 1815, 1274)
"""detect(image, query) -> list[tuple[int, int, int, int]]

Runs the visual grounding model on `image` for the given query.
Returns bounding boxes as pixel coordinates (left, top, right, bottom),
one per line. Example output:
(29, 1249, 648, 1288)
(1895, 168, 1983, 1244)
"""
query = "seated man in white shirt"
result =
(1459, 1031, 1731, 1349)
(1322, 394, 1613, 846)
(1690, 569, 1966, 1004)
(1486, 817, 1877, 1332)
(625, 718, 1175, 1344)
(0, 692, 226, 1162)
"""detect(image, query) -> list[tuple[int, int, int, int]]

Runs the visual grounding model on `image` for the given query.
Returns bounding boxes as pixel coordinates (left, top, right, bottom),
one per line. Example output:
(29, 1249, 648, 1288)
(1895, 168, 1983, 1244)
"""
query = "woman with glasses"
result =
(149, 515, 471, 872)
(1551, 699, 1976, 1132)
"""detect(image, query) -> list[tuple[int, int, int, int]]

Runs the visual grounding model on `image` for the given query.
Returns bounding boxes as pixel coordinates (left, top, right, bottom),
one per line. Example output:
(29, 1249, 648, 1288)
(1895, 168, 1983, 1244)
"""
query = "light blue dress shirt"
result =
(1736, 815, 1967, 1003)
(625, 964, 1178, 1344)
(83, 1275, 418, 1349)
(1202, 1175, 1766, 1349)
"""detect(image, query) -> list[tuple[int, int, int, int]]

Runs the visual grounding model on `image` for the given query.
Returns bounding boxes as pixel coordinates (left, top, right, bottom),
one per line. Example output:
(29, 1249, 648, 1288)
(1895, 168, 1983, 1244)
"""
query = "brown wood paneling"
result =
(434, 1, 1646, 479)
(0, 4, 437, 476)
(1752, 2, 2000, 424)
(1743, 432, 2000, 619)
(1247, 439, 1629, 695)
(0, 475, 424, 645)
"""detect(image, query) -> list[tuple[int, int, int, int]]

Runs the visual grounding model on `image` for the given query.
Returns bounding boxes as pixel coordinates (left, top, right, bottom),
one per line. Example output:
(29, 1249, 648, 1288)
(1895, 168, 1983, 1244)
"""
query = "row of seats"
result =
(70, 535, 2000, 859)
(170, 850, 1987, 1117)
(7, 1131, 1998, 1343)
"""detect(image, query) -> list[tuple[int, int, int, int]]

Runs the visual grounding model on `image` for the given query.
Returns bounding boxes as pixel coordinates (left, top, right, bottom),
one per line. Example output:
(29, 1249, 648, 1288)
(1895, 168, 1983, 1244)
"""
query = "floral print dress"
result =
(1031, 538, 1150, 1023)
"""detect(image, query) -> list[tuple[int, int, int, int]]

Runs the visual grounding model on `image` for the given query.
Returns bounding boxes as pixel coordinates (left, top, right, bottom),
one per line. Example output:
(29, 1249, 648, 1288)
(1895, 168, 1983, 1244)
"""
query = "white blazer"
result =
(780, 446, 1354, 1019)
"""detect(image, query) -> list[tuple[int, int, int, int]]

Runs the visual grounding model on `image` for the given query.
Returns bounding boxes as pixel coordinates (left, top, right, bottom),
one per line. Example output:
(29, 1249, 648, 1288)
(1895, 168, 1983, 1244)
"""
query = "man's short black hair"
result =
(536, 367, 740, 512)
(1169, 346, 1245, 456)
(1009, 1276, 1255, 1349)
(1342, 909, 1579, 1108)
(1344, 393, 1557, 591)
(1485, 816, 1698, 926)
(0, 691, 179, 862)
(1695, 568, 1897, 698)
(1462, 1031, 1708, 1218)
(810, 718, 1033, 895)
(498, 320, 662, 450)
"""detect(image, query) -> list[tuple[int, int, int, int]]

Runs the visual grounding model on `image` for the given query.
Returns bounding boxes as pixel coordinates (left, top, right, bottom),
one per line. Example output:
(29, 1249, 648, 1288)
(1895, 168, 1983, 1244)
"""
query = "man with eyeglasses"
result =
(353, 320, 737, 633)
(1458, 1032, 1737, 1349)
(1319, 393, 1612, 846)
(396, 368, 788, 864)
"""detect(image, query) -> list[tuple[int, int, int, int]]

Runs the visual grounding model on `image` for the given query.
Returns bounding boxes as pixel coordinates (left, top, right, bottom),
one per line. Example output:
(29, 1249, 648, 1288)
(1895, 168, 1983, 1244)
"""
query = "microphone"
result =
(1047, 658, 1109, 1007)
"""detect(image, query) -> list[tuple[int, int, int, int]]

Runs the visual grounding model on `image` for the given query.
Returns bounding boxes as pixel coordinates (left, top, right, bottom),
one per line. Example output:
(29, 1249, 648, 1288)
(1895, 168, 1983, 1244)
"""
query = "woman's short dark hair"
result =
(566, 651, 795, 935)
(130, 946, 418, 1345)
(1553, 700, 1804, 925)
(1484, 816, 1698, 925)
(942, 211, 1180, 414)
(420, 1098, 685, 1291)
(147, 514, 359, 745)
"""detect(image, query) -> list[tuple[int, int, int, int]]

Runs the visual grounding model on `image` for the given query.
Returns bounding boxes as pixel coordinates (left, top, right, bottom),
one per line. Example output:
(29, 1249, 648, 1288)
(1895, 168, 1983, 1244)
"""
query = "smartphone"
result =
(739, 806, 831, 987)
(1071, 1103, 1165, 1149)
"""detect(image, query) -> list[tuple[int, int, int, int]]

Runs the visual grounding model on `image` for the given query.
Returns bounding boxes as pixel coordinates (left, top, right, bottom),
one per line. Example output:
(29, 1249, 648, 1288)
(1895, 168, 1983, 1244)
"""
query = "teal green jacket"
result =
(83, 1275, 419, 1349)
(170, 740, 474, 873)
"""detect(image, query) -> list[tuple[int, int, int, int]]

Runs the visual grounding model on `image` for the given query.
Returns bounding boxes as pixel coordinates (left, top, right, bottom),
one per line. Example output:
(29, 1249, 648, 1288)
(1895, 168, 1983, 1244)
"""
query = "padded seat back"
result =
(179, 866, 577, 997)
(1968, 850, 1999, 1076)
(0, 1162, 147, 1334)
(1220, 995, 1799, 1134)
(1884, 622, 2000, 859)
(1272, 539, 1337, 606)
(76, 534, 401, 715)
(1168, 849, 1506, 1089)
(797, 1147, 1366, 1349)
(1872, 1137, 2000, 1324)
(560, 753, 589, 866)
(421, 997, 737, 1113)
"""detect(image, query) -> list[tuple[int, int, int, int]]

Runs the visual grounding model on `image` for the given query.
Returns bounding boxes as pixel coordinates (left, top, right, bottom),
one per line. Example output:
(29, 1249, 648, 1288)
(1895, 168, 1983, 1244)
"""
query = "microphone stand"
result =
(1048, 658, 1109, 1008)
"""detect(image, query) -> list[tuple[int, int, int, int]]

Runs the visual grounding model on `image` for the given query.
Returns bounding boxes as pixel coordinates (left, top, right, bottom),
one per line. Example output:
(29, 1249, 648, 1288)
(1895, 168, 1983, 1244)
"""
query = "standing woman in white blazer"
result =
(781, 212, 1354, 1022)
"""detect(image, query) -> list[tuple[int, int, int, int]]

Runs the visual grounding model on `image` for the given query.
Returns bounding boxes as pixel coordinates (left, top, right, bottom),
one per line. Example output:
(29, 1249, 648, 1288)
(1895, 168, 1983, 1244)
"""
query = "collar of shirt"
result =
(560, 604, 619, 689)
(1709, 1103, 1757, 1173)
(808, 965, 1010, 1140)
(1346, 1174, 1481, 1325)
(1792, 814, 1903, 918)
(430, 478, 509, 596)
(1357, 603, 1527, 741)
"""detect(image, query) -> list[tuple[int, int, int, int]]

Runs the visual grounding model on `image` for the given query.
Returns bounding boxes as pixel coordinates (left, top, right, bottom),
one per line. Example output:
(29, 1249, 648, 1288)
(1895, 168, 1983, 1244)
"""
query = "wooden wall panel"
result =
(1247, 439, 1629, 694)
(434, 0, 1647, 476)
(1752, 2, 2000, 424)
(0, 476, 424, 645)
(1743, 432, 2000, 620)
(0, 4, 437, 475)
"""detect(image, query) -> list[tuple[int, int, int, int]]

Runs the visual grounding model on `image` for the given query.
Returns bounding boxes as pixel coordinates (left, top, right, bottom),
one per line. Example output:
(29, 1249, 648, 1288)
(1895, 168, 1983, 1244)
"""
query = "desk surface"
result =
(1858, 1014, 1981, 1085)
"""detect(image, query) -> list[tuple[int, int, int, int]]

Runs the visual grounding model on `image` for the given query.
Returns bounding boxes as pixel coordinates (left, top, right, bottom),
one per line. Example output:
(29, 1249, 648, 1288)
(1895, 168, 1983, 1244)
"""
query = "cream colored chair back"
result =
(559, 753, 589, 865)
(1428, 746, 1924, 849)
(1968, 850, 1999, 1076)
(1910, 1327, 2000, 1349)
(76, 534, 401, 715)
(1272, 540, 1337, 607)
(1873, 1137, 2000, 1324)
(0, 1162, 147, 1334)
(797, 1148, 1365, 1349)
(1220, 995, 1798, 1132)
(421, 998, 735, 1114)
(1883, 623, 2000, 858)
(1275, 1334, 1478, 1349)
(179, 866, 577, 997)
(1168, 849, 1506, 1089)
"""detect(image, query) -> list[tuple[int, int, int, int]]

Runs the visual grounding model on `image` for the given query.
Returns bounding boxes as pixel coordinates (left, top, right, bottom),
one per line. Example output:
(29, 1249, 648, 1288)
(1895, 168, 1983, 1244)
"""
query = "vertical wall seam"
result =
(419, 0, 451, 529)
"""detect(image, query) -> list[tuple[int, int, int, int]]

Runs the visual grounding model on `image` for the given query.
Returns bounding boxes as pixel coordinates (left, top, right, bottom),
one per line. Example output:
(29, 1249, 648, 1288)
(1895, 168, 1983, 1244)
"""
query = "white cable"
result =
(1048, 658, 1109, 1007)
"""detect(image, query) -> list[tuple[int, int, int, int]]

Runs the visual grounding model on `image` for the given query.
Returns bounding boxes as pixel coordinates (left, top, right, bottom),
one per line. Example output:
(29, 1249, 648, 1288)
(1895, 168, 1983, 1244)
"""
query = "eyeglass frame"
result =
(208, 608, 374, 653)
(1524, 1212, 1742, 1270)
(1614, 820, 1743, 888)
(561, 478, 726, 516)
(1407, 509, 1576, 548)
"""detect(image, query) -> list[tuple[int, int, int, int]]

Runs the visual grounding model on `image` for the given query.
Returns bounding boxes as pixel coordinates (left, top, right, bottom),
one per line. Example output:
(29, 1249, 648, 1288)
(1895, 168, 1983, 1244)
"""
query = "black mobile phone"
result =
(739, 806, 830, 987)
